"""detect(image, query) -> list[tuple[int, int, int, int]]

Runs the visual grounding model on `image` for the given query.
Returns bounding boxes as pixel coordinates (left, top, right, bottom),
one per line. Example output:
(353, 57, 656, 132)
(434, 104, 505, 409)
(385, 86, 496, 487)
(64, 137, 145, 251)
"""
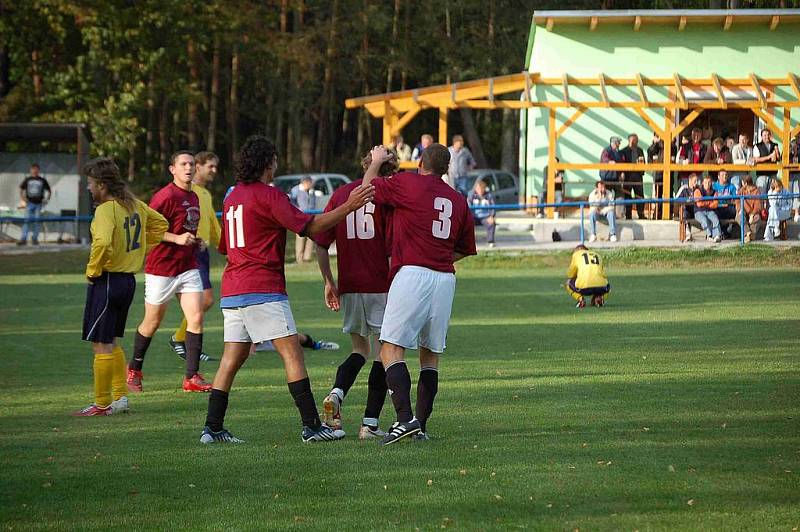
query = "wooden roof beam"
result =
(562, 74, 570, 105)
(598, 74, 609, 106)
(546, 17, 554, 31)
(770, 15, 780, 30)
(673, 73, 687, 108)
(678, 16, 687, 31)
(635, 73, 648, 104)
(788, 73, 800, 100)
(723, 15, 733, 31)
(712, 73, 726, 109)
(634, 16, 642, 32)
(749, 73, 767, 109)
(590, 16, 598, 31)
(523, 71, 532, 102)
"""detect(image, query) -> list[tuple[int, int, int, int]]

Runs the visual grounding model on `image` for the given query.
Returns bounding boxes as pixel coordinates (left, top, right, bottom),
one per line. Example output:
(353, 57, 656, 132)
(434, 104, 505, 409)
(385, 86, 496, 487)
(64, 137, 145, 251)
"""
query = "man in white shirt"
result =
(730, 133, 753, 190)
(587, 181, 617, 242)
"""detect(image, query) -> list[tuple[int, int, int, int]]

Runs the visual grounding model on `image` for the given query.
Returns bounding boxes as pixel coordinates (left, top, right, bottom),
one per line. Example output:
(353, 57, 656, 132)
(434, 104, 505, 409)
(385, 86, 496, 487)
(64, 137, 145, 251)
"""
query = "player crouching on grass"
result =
(200, 135, 375, 444)
(565, 245, 610, 309)
(127, 151, 212, 393)
(362, 144, 477, 445)
(73, 158, 169, 416)
(315, 149, 399, 440)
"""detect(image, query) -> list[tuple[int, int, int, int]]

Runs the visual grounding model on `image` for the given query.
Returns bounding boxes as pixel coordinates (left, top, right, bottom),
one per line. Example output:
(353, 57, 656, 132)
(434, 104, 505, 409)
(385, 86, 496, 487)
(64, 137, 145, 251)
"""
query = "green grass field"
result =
(1, 248, 798, 530)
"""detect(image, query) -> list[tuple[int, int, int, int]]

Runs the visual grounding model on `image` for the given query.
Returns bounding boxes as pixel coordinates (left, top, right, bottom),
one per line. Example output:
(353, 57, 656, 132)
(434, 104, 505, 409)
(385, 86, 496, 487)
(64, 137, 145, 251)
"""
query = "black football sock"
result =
(416, 367, 439, 433)
(184, 331, 203, 378)
(288, 377, 321, 428)
(332, 353, 366, 399)
(299, 334, 315, 349)
(363, 361, 387, 422)
(130, 331, 152, 371)
(385, 360, 413, 423)
(205, 389, 229, 432)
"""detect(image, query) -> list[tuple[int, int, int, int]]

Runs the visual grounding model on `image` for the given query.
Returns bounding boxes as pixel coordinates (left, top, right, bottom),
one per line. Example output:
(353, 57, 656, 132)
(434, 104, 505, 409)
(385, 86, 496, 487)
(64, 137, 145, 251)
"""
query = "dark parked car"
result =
(455, 169, 519, 206)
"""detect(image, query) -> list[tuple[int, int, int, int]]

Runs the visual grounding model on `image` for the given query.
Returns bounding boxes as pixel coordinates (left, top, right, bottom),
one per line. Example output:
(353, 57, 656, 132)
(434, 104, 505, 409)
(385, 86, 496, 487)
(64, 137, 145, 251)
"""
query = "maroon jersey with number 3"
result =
(315, 179, 391, 294)
(144, 182, 201, 276)
(220, 181, 313, 297)
(371, 171, 477, 279)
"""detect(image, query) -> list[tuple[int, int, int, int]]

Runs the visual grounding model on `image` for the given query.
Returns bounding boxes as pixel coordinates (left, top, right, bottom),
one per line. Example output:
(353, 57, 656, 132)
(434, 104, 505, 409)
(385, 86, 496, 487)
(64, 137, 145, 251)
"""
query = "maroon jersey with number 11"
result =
(220, 181, 313, 297)
(371, 171, 477, 279)
(314, 179, 391, 294)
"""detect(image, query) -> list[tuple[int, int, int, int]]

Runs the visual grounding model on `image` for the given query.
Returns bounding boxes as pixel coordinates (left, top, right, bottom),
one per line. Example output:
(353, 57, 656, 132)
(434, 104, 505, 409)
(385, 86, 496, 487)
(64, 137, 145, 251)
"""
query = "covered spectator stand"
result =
(345, 9, 800, 219)
(0, 123, 92, 241)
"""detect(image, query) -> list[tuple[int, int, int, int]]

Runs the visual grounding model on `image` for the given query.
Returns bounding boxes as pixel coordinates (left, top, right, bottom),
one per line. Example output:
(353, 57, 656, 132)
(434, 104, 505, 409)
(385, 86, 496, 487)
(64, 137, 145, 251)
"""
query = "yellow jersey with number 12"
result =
(567, 249, 608, 289)
(85, 199, 169, 278)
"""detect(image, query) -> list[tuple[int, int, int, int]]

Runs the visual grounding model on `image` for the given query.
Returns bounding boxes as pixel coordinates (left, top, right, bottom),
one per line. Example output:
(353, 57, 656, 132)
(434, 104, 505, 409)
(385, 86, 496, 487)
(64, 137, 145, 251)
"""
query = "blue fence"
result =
(2, 193, 796, 247)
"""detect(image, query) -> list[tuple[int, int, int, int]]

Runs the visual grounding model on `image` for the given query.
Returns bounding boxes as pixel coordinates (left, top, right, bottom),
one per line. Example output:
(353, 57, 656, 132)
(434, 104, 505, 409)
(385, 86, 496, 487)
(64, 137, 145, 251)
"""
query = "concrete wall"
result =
(520, 20, 800, 203)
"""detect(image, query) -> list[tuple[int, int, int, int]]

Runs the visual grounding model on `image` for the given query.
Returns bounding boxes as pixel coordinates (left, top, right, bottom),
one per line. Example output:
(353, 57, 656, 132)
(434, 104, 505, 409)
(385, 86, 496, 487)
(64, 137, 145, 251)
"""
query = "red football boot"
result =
(183, 373, 212, 392)
(127, 368, 143, 392)
(72, 404, 112, 417)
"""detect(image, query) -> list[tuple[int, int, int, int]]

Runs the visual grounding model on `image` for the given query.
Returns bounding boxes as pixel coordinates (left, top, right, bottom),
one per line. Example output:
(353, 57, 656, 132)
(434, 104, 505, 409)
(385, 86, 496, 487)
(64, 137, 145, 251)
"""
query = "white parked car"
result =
(272, 173, 352, 210)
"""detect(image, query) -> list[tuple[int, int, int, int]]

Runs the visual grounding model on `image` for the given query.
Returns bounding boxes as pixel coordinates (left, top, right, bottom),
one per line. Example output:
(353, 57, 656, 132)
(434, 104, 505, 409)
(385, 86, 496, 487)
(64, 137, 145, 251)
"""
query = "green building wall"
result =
(519, 18, 800, 203)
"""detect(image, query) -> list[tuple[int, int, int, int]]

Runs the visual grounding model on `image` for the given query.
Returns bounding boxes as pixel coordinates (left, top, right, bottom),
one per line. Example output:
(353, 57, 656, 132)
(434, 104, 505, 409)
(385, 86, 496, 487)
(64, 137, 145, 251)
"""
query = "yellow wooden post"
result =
(382, 100, 395, 146)
(438, 107, 449, 146)
(782, 106, 791, 187)
(662, 106, 673, 220)
(546, 108, 557, 219)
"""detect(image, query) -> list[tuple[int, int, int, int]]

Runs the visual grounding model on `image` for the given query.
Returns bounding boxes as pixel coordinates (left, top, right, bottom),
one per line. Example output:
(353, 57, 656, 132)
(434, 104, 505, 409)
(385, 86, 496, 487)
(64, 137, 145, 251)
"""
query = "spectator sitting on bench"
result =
(713, 169, 737, 237)
(468, 179, 497, 248)
(765, 179, 792, 242)
(736, 175, 763, 243)
(675, 173, 699, 242)
(587, 181, 617, 243)
(694, 175, 722, 243)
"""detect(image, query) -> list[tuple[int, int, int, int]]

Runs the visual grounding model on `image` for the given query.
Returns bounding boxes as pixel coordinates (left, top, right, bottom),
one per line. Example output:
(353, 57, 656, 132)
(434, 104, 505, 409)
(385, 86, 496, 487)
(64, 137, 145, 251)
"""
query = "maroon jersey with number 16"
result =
(220, 181, 313, 297)
(314, 179, 391, 294)
(145, 182, 200, 277)
(371, 171, 477, 279)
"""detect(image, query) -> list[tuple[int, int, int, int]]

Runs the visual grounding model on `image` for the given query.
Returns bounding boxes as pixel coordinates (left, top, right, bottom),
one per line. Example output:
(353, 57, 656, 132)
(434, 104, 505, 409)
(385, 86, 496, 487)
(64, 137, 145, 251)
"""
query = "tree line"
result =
(0, 0, 792, 196)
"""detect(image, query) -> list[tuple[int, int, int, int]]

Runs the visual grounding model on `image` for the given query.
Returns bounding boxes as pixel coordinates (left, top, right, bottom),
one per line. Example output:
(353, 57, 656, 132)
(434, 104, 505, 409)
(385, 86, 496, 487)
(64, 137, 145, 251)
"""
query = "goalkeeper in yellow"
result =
(73, 158, 173, 416)
(565, 244, 610, 308)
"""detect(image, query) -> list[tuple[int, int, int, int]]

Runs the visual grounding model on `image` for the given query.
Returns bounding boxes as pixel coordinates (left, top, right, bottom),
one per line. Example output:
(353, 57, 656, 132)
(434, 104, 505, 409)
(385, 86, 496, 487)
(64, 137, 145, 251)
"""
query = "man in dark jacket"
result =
(620, 134, 645, 220)
(600, 136, 624, 210)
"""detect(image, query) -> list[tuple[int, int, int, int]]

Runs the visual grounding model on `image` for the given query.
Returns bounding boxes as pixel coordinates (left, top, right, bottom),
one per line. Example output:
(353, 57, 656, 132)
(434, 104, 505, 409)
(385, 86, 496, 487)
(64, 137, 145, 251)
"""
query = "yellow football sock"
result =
(565, 283, 582, 302)
(112, 346, 128, 400)
(93, 353, 114, 408)
(174, 318, 188, 343)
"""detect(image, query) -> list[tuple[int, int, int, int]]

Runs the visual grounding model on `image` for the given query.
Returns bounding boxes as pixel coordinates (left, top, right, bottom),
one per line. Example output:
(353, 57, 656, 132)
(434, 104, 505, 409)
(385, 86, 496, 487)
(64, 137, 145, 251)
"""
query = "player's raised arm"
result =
(362, 145, 391, 187)
(303, 184, 374, 236)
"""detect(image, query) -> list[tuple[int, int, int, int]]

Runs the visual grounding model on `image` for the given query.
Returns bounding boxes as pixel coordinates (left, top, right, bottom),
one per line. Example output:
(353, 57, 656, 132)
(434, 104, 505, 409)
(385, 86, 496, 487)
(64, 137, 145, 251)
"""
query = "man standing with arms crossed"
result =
(127, 151, 211, 393)
(170, 151, 222, 362)
(315, 150, 399, 440)
(362, 144, 477, 445)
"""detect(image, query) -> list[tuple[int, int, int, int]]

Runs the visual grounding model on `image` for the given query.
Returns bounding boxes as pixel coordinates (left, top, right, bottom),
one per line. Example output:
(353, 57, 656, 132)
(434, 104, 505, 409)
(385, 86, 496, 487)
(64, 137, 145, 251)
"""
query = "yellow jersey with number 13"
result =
(567, 249, 608, 289)
(85, 199, 169, 278)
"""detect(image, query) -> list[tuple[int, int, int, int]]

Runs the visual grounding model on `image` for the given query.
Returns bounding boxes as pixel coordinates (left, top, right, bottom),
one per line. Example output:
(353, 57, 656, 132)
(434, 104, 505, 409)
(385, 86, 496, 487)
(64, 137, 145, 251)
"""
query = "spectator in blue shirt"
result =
(713, 170, 737, 236)
(290, 176, 316, 263)
(468, 179, 496, 247)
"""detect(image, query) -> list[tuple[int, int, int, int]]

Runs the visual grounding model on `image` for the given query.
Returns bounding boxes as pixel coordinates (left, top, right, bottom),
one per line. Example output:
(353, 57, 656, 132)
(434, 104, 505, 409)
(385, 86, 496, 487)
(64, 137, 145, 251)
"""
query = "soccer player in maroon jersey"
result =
(200, 135, 374, 444)
(362, 144, 477, 444)
(314, 150, 398, 440)
(127, 151, 212, 393)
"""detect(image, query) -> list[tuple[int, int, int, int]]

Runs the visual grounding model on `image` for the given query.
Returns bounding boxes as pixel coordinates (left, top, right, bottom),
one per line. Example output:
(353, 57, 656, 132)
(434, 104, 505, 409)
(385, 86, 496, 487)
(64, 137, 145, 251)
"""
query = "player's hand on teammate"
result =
(345, 184, 375, 211)
(324, 282, 340, 311)
(370, 145, 391, 164)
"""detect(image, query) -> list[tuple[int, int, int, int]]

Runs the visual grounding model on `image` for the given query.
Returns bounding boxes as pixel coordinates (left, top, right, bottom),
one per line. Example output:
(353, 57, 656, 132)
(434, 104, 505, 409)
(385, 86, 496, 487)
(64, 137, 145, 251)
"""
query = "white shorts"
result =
(341, 292, 387, 337)
(144, 270, 203, 305)
(379, 266, 456, 354)
(222, 300, 297, 344)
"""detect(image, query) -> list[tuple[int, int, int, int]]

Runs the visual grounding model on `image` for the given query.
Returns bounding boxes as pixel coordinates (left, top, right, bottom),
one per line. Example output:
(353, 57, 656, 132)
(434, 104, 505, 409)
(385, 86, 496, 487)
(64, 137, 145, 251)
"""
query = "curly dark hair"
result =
(234, 136, 278, 183)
